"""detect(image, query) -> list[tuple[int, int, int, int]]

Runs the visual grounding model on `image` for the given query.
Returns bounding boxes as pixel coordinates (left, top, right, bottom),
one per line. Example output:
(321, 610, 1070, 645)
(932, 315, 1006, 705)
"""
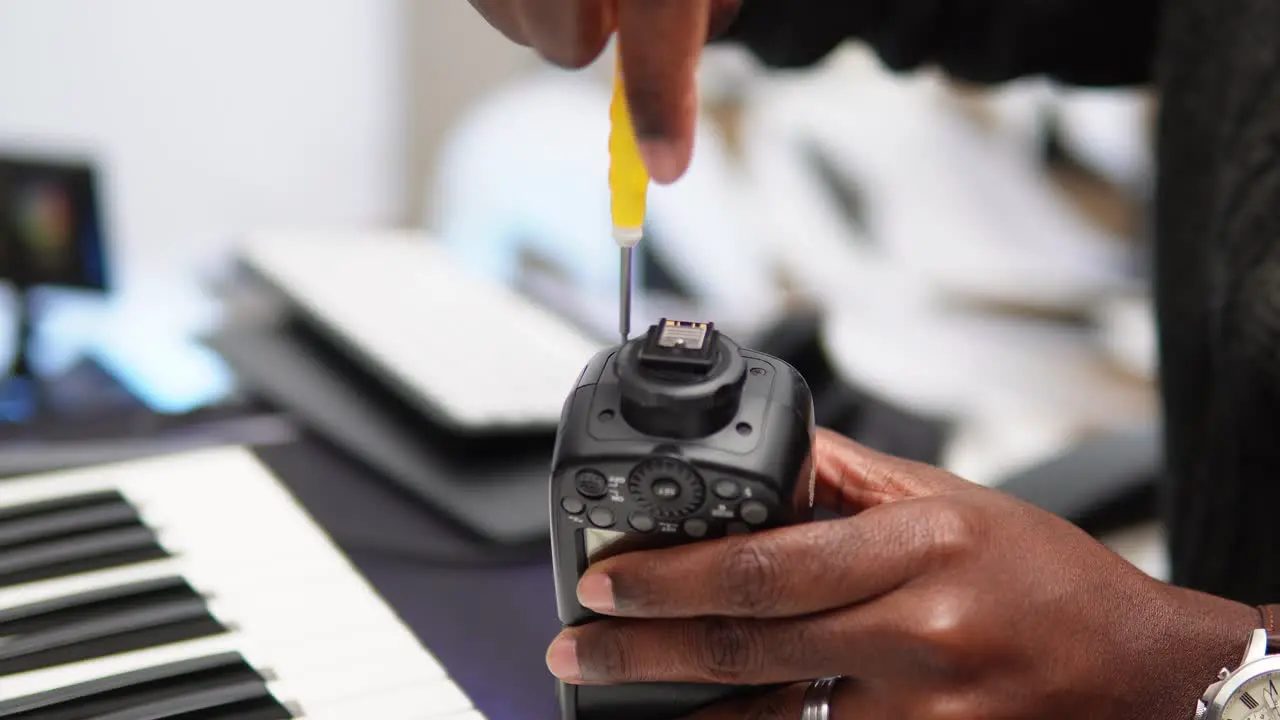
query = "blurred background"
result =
(0, 3, 1169, 716)
(0, 0, 1158, 487)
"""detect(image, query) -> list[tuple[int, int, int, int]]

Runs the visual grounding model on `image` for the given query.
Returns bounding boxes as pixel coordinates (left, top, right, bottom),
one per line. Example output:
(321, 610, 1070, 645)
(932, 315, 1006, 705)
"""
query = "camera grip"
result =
(560, 681, 789, 720)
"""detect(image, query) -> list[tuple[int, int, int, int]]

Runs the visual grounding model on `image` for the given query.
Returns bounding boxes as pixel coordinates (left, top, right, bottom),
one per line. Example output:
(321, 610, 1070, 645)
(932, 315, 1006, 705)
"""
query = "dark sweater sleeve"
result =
(715, 0, 1163, 86)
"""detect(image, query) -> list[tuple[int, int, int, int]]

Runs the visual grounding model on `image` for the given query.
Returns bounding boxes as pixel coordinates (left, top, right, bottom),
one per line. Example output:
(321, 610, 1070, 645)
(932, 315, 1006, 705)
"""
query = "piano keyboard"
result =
(0, 447, 485, 720)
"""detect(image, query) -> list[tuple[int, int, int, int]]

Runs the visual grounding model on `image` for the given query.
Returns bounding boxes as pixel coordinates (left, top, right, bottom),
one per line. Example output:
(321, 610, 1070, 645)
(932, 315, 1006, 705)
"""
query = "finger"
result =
(680, 678, 872, 720)
(814, 428, 971, 514)
(468, 0, 531, 46)
(578, 505, 938, 619)
(552, 612, 858, 686)
(617, 0, 710, 183)
(554, 586, 970, 687)
(515, 0, 614, 68)
(706, 0, 743, 41)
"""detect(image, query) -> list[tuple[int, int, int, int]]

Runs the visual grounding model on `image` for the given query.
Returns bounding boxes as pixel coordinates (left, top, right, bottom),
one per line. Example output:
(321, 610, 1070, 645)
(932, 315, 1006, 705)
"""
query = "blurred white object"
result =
(821, 301, 1154, 484)
(429, 67, 784, 340)
(237, 230, 602, 431)
(736, 48, 1134, 312)
(1094, 291, 1157, 381)
(1053, 88, 1153, 192)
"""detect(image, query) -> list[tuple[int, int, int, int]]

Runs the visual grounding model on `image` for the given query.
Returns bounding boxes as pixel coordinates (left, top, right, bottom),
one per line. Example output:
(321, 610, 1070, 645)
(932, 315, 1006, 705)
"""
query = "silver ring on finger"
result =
(801, 676, 844, 720)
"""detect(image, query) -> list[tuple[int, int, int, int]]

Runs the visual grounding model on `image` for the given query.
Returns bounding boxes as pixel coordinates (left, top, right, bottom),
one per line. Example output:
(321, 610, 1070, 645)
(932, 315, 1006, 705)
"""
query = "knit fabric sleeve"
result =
(716, 0, 1163, 86)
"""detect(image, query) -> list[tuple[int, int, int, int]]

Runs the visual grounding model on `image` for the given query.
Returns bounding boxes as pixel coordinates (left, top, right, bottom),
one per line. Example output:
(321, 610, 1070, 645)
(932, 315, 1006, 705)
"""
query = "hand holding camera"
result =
(547, 321, 1257, 720)
(551, 428, 1259, 719)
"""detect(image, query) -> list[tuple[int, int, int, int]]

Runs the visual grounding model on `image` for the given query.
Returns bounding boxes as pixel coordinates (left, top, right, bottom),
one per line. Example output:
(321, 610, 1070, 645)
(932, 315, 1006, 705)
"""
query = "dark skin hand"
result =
(467, 0, 741, 184)
(546, 429, 1261, 719)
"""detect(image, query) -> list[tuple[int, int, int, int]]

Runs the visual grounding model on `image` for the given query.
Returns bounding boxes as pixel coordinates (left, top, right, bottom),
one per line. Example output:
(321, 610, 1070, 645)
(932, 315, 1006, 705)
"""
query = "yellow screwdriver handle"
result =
(609, 49, 649, 244)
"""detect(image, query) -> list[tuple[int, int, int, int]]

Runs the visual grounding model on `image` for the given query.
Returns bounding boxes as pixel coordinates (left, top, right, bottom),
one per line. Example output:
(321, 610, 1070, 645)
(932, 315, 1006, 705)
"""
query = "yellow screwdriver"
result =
(609, 47, 649, 345)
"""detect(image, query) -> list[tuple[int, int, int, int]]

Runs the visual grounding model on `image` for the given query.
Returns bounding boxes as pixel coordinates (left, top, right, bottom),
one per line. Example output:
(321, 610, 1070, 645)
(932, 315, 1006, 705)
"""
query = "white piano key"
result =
(266, 649, 450, 706)
(0, 472, 122, 508)
(289, 677, 474, 720)
(206, 590, 403, 639)
(205, 596, 433, 660)
(0, 558, 185, 612)
(0, 551, 357, 617)
(0, 633, 245, 702)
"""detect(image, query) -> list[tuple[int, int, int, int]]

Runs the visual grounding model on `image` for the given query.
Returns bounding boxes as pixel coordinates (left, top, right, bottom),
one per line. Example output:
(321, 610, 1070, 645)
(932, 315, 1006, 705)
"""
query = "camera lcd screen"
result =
(584, 528, 627, 564)
(583, 526, 688, 566)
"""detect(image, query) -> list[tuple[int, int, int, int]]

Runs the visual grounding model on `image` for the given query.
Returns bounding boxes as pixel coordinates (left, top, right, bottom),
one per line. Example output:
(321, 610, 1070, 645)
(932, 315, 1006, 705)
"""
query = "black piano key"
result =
(0, 493, 126, 525)
(0, 596, 219, 676)
(0, 527, 169, 590)
(0, 503, 141, 549)
(85, 680, 274, 720)
(161, 699, 295, 720)
(0, 653, 243, 716)
(0, 653, 294, 720)
(0, 577, 193, 635)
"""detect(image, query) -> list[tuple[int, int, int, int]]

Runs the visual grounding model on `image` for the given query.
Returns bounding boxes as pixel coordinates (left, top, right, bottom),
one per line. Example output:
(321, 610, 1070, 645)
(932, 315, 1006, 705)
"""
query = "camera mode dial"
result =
(627, 457, 706, 520)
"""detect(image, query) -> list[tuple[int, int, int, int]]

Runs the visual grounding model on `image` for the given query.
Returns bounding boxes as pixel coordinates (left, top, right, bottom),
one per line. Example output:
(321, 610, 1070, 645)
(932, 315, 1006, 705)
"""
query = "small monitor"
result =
(0, 154, 109, 292)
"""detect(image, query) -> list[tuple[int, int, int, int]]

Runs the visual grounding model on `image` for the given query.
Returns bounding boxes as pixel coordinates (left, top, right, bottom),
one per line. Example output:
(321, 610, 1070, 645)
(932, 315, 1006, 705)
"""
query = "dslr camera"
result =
(550, 319, 816, 720)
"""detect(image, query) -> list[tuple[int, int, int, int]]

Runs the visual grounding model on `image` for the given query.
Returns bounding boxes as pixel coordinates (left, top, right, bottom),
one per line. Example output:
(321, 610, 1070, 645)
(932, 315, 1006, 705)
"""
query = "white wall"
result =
(406, 2, 539, 221)
(0, 0, 410, 408)
(0, 0, 410, 295)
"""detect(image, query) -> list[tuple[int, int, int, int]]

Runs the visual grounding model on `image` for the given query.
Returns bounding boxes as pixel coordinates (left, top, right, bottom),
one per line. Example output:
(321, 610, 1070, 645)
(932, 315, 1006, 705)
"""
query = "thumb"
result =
(814, 428, 972, 515)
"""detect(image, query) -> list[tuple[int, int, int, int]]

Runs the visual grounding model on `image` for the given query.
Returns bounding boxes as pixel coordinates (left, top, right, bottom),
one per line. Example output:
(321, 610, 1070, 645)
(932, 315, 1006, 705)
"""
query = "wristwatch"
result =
(1196, 605, 1280, 719)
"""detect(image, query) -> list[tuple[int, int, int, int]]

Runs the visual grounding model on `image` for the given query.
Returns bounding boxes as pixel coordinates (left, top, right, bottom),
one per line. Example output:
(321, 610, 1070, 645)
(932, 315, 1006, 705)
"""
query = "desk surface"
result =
(255, 437, 562, 720)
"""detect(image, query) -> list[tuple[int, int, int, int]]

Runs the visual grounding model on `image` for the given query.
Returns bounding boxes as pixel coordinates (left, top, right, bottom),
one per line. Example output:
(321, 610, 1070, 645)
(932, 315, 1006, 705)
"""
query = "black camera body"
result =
(550, 320, 816, 720)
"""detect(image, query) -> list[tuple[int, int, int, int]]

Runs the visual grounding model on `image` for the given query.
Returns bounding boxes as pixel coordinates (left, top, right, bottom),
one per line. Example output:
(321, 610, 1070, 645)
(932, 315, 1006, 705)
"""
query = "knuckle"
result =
(691, 617, 765, 683)
(719, 542, 787, 615)
(925, 502, 978, 559)
(911, 594, 979, 676)
(918, 692, 981, 720)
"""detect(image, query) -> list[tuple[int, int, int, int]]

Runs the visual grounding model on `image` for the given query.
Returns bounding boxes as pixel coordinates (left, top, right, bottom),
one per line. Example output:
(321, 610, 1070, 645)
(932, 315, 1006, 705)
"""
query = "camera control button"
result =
(629, 513, 656, 532)
(740, 501, 769, 525)
(628, 457, 705, 519)
(684, 519, 709, 538)
(588, 507, 616, 528)
(576, 470, 609, 499)
(561, 497, 586, 515)
(713, 479, 741, 500)
(652, 479, 682, 500)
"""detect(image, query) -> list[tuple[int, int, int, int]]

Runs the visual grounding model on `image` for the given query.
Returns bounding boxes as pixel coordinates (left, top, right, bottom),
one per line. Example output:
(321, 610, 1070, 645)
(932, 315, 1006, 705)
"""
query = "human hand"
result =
(467, 0, 741, 184)
(546, 429, 1261, 719)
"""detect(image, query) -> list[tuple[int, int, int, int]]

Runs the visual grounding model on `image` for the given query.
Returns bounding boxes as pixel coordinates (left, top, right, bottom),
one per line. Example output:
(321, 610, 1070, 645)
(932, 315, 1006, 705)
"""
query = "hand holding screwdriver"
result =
(467, 0, 741, 185)
(610, 50, 646, 343)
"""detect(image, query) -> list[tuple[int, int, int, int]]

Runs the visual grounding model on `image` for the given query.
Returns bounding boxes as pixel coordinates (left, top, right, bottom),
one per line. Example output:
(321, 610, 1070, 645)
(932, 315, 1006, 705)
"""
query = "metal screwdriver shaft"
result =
(609, 47, 648, 346)
(619, 246, 633, 344)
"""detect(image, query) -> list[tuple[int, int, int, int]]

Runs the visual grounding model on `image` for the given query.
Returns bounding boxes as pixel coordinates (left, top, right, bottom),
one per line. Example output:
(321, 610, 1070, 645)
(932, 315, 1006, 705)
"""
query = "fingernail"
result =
(640, 140, 686, 184)
(577, 573, 615, 613)
(546, 635, 580, 681)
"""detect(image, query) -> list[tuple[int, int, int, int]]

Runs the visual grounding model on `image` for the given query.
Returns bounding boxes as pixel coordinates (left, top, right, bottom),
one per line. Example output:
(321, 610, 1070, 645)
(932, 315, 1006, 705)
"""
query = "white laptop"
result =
(236, 230, 605, 434)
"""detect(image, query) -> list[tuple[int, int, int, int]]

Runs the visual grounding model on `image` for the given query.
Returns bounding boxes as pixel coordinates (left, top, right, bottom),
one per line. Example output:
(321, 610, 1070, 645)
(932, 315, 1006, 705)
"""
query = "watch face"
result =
(1221, 671, 1280, 719)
